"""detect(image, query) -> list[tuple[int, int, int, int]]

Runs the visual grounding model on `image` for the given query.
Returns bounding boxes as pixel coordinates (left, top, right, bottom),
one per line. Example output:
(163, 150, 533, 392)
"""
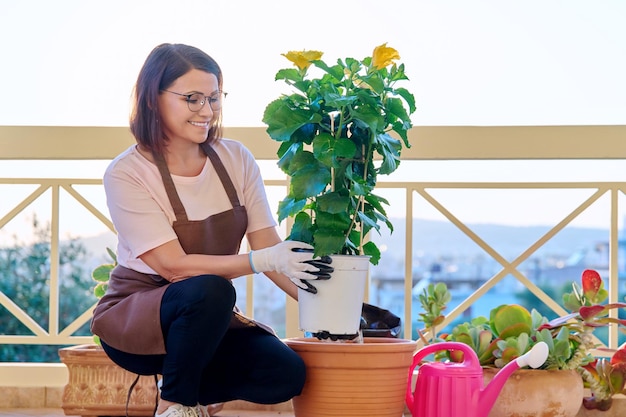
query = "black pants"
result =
(101, 274, 306, 406)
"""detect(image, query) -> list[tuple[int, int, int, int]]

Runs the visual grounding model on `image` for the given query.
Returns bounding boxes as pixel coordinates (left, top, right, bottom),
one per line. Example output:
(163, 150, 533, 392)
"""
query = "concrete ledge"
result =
(2, 386, 621, 416)
(0, 387, 63, 408)
(0, 386, 293, 412)
(0, 363, 68, 388)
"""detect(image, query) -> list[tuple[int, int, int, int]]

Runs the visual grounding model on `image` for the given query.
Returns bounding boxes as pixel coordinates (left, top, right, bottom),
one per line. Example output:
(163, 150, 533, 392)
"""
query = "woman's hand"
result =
(249, 241, 316, 278)
(249, 241, 333, 293)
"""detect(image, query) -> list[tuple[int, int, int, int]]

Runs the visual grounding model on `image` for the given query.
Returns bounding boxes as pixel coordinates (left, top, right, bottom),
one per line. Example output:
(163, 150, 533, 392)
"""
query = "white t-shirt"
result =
(104, 139, 277, 274)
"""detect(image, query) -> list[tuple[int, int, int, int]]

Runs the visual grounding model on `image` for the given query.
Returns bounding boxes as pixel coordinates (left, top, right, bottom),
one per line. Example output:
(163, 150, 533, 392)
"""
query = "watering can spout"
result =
(478, 341, 549, 415)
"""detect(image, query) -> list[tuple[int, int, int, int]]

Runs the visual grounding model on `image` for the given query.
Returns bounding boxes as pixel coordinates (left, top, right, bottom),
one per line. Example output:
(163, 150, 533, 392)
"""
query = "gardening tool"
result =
(406, 341, 549, 417)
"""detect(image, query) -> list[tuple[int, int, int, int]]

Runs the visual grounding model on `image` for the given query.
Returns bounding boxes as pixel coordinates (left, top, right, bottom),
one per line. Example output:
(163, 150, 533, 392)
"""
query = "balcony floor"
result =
(0, 410, 294, 417)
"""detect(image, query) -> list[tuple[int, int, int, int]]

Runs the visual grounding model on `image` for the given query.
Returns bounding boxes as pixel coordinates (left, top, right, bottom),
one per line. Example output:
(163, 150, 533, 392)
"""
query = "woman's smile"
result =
(189, 120, 210, 128)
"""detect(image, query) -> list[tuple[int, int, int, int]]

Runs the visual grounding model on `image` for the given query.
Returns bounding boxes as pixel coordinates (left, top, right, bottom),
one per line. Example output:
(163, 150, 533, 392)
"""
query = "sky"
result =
(1, 0, 626, 238)
(0, 0, 625, 127)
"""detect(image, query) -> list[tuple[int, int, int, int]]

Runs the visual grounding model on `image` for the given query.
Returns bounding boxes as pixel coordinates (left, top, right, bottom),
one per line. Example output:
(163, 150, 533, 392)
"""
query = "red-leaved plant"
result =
(541, 269, 626, 411)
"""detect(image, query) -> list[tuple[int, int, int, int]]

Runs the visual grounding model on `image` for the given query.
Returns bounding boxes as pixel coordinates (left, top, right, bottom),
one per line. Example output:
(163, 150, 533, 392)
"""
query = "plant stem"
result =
(330, 114, 336, 192)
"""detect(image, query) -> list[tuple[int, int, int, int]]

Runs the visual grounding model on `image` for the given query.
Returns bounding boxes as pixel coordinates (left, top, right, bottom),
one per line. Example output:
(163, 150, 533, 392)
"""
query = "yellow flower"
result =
(371, 43, 400, 70)
(282, 50, 324, 70)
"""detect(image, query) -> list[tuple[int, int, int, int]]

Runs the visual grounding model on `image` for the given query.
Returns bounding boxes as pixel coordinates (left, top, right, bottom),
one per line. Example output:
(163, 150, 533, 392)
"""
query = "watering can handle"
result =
(405, 342, 480, 408)
(409, 342, 480, 373)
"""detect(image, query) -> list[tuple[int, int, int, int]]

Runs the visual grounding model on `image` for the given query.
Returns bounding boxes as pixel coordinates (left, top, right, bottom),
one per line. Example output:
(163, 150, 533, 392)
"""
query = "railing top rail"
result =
(2, 125, 626, 160)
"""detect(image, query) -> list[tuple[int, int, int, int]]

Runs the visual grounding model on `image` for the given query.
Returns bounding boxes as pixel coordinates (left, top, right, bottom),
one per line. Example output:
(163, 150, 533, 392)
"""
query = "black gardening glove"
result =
(291, 248, 334, 294)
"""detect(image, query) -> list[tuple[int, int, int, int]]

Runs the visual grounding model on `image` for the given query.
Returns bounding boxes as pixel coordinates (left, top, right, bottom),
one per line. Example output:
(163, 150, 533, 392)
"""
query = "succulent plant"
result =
(422, 269, 626, 411)
(580, 346, 626, 411)
(417, 282, 451, 343)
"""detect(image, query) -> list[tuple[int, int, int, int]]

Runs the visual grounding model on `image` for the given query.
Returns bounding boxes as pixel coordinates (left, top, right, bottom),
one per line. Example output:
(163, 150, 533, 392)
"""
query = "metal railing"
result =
(1, 125, 625, 387)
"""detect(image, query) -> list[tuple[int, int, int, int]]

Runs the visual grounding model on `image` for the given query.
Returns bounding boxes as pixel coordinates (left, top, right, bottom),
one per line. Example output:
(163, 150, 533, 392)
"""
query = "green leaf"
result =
(94, 282, 108, 298)
(277, 142, 302, 174)
(387, 97, 411, 125)
(476, 330, 495, 355)
(333, 138, 358, 164)
(536, 328, 555, 351)
(357, 210, 380, 233)
(359, 73, 385, 94)
(316, 192, 350, 214)
(262, 99, 314, 142)
(313, 228, 347, 256)
(105, 247, 117, 263)
(312, 60, 345, 81)
(290, 166, 330, 200)
(277, 197, 307, 223)
(351, 107, 383, 134)
(287, 212, 314, 244)
(364, 193, 389, 217)
(275, 68, 302, 83)
(500, 346, 521, 365)
(324, 92, 358, 108)
(92, 264, 113, 282)
(491, 304, 532, 338)
(315, 210, 351, 231)
(362, 241, 380, 265)
(287, 151, 331, 199)
(393, 87, 417, 114)
(391, 121, 411, 147)
(376, 133, 402, 175)
(312, 133, 337, 167)
(284, 147, 316, 170)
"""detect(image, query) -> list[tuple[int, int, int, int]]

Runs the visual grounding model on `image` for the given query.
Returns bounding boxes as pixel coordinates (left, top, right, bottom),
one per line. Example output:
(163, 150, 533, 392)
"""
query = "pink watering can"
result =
(406, 341, 549, 417)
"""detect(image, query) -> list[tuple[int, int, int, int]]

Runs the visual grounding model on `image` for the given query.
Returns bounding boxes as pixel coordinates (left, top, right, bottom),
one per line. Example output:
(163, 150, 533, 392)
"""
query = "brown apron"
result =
(91, 143, 269, 355)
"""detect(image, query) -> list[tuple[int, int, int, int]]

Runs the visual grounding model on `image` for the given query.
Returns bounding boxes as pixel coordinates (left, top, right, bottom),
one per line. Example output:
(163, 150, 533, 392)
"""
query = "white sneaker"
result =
(155, 404, 198, 417)
(196, 403, 224, 417)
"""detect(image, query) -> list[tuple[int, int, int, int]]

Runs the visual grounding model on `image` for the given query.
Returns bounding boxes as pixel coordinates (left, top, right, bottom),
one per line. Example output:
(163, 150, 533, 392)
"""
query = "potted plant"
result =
(263, 44, 418, 417)
(262, 43, 416, 338)
(421, 269, 626, 417)
(59, 248, 159, 417)
(579, 346, 626, 413)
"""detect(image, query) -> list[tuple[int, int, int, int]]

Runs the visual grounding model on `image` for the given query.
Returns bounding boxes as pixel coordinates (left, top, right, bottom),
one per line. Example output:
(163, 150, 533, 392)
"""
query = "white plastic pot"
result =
(297, 254, 369, 336)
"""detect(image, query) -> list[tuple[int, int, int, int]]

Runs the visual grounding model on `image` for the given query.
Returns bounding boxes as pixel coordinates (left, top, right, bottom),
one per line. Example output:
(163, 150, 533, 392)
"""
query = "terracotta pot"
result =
(59, 344, 159, 417)
(483, 368, 583, 417)
(285, 337, 417, 417)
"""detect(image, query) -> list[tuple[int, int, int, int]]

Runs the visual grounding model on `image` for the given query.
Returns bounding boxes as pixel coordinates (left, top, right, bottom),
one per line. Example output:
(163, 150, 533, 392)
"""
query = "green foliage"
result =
(446, 303, 578, 370)
(444, 317, 498, 366)
(92, 247, 116, 300)
(534, 326, 575, 370)
(0, 215, 94, 362)
(90, 247, 117, 346)
(495, 332, 532, 367)
(489, 304, 533, 339)
(417, 282, 451, 342)
(263, 45, 416, 264)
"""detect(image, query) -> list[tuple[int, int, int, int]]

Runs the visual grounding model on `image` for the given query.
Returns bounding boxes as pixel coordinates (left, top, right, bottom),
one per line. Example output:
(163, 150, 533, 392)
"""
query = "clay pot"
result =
(59, 344, 158, 416)
(483, 368, 583, 417)
(285, 337, 417, 417)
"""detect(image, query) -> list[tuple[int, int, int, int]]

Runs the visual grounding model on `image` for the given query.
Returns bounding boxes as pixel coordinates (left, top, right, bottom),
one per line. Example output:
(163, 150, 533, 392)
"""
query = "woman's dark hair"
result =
(130, 43, 223, 154)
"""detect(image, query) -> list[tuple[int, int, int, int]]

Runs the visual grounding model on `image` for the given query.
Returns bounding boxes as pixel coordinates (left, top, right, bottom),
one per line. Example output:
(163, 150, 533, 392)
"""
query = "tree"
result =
(0, 215, 94, 362)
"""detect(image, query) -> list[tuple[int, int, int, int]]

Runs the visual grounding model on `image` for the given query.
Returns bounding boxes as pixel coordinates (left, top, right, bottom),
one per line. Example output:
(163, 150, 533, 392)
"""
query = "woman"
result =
(91, 43, 330, 417)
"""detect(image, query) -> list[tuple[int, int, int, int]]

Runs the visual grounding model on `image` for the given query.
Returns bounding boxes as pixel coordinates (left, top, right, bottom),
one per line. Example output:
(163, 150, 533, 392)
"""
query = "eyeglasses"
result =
(162, 90, 227, 112)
